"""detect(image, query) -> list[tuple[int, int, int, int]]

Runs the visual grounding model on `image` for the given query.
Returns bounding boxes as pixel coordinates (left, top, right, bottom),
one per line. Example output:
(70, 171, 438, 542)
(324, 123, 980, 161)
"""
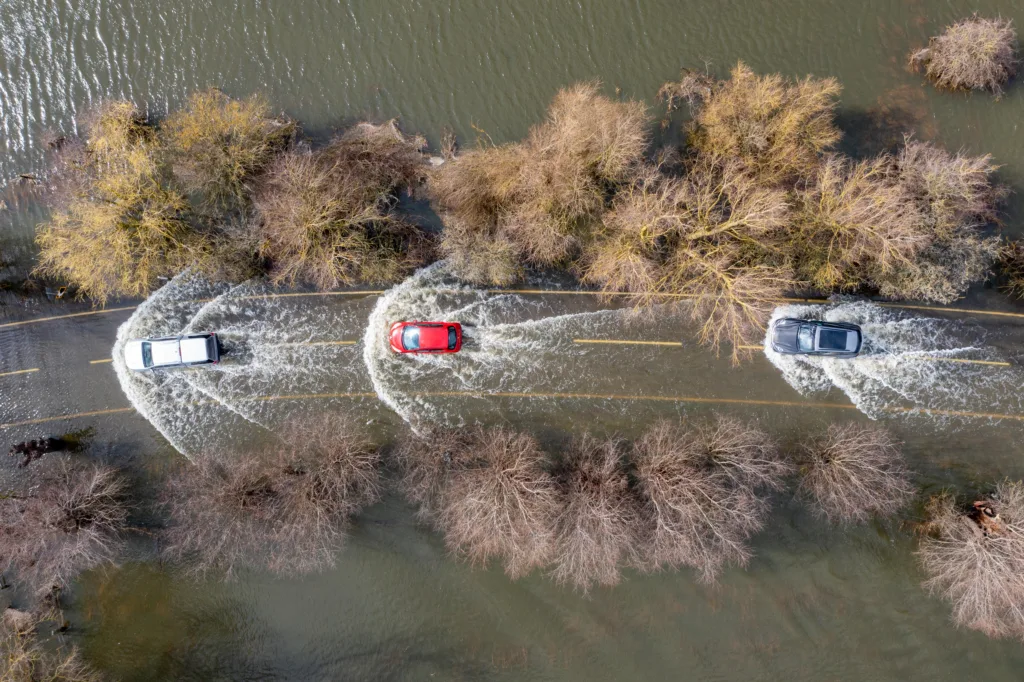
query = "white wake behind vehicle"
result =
(123, 333, 220, 371)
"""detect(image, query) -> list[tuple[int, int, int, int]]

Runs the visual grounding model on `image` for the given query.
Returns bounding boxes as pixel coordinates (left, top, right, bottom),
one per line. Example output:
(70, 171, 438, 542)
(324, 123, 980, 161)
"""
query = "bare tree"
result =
(1000, 240, 1024, 299)
(253, 121, 429, 289)
(796, 424, 914, 524)
(548, 436, 642, 591)
(918, 481, 1024, 640)
(397, 427, 559, 578)
(632, 417, 789, 583)
(673, 61, 842, 186)
(583, 159, 792, 361)
(162, 416, 381, 578)
(0, 457, 130, 596)
(910, 16, 1019, 96)
(0, 618, 103, 682)
(430, 82, 649, 283)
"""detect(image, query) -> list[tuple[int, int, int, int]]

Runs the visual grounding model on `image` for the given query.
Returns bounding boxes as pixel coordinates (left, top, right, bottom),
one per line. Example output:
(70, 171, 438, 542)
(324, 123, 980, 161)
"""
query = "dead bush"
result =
(549, 436, 642, 591)
(583, 159, 792, 360)
(253, 121, 428, 289)
(432, 83, 649, 283)
(633, 417, 789, 582)
(397, 427, 559, 578)
(675, 62, 842, 186)
(35, 101, 204, 304)
(161, 89, 295, 209)
(162, 416, 381, 578)
(910, 16, 1019, 96)
(0, 620, 103, 682)
(999, 240, 1024, 299)
(918, 481, 1024, 640)
(796, 424, 913, 524)
(0, 458, 130, 596)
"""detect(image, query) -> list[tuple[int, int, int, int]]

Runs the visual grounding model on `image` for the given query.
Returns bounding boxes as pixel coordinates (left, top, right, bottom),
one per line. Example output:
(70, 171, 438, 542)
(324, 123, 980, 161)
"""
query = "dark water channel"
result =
(3, 0, 1024, 679)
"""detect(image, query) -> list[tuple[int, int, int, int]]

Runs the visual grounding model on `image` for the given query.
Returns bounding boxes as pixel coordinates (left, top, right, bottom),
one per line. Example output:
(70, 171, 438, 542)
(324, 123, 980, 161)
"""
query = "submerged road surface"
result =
(2, 270, 1024, 470)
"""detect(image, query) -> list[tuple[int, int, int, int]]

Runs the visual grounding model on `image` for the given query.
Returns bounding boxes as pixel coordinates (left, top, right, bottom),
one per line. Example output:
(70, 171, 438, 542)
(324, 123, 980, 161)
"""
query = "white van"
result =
(123, 333, 220, 371)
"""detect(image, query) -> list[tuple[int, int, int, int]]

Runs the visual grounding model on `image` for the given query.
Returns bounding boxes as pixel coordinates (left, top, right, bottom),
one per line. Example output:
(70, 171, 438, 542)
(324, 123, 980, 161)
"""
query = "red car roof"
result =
(414, 324, 451, 350)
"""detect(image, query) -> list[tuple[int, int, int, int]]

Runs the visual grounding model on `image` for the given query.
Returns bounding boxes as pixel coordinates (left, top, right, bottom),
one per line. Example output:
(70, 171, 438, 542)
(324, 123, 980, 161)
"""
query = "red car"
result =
(389, 321, 463, 354)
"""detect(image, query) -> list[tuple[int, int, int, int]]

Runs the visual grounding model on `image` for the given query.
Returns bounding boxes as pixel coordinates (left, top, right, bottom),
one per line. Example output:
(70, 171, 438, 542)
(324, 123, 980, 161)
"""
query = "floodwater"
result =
(2, 0, 1024, 680)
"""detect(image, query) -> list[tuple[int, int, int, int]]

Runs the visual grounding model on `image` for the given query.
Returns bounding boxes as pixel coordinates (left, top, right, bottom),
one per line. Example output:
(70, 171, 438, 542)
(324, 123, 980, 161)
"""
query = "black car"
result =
(769, 318, 862, 357)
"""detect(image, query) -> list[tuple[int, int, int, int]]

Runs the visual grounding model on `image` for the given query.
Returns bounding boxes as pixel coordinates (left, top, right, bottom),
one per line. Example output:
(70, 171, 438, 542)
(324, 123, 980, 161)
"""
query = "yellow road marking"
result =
(0, 368, 39, 378)
(907, 357, 1012, 367)
(0, 306, 137, 330)
(273, 340, 358, 347)
(0, 407, 136, 430)
(578, 340, 1012, 368)
(5, 388, 1024, 430)
(89, 358, 113, 364)
(573, 338, 683, 347)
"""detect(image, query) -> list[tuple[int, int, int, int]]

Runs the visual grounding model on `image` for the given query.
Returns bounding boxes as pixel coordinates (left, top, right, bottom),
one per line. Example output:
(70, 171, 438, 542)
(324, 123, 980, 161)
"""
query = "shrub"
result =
(431, 83, 649, 283)
(548, 435, 642, 591)
(162, 417, 381, 578)
(795, 424, 913, 524)
(918, 482, 1024, 640)
(253, 121, 428, 289)
(583, 159, 792, 360)
(396, 427, 559, 578)
(0, 619, 103, 682)
(910, 16, 1019, 96)
(0, 458, 130, 596)
(633, 417, 789, 582)
(999, 240, 1024, 299)
(161, 89, 295, 210)
(674, 62, 842, 187)
(34, 101, 207, 304)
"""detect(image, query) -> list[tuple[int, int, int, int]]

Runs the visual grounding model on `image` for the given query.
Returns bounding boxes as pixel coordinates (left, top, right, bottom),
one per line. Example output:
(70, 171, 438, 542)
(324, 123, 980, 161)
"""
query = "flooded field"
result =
(3, 0, 1024, 680)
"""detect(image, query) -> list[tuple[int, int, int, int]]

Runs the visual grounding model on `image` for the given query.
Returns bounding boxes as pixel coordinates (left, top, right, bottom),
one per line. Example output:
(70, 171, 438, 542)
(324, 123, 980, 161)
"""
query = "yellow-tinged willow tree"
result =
(35, 101, 205, 304)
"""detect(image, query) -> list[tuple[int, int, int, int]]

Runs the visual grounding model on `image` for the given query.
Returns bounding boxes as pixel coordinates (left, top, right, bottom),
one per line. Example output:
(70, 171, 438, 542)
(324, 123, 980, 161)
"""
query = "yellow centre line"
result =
(272, 340, 358, 346)
(5, 388, 1024, 430)
(573, 338, 682, 347)
(0, 306, 138, 330)
(0, 407, 136, 430)
(575, 340, 1012, 367)
(89, 358, 113, 364)
(0, 368, 39, 378)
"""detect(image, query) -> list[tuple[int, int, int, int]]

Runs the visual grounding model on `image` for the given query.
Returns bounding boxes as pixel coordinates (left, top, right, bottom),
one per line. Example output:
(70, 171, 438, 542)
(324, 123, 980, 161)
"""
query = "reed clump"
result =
(162, 416, 381, 578)
(252, 121, 429, 289)
(161, 89, 296, 210)
(431, 83, 649, 284)
(910, 16, 1019, 96)
(0, 457, 130, 597)
(795, 424, 913, 524)
(918, 481, 1024, 641)
(395, 427, 559, 579)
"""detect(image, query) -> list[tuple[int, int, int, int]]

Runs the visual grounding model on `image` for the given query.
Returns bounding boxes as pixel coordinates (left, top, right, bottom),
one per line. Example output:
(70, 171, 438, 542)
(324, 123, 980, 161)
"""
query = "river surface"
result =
(3, 0, 1024, 680)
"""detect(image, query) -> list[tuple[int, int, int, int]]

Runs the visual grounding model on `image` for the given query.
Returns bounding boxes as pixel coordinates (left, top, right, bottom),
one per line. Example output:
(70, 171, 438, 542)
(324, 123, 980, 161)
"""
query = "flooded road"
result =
(3, 270, 1024, 679)
(2, 0, 1024, 679)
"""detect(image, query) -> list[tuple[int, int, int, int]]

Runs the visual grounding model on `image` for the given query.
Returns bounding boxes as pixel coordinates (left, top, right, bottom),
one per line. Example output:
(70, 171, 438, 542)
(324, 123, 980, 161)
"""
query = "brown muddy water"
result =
(3, 0, 1024, 680)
